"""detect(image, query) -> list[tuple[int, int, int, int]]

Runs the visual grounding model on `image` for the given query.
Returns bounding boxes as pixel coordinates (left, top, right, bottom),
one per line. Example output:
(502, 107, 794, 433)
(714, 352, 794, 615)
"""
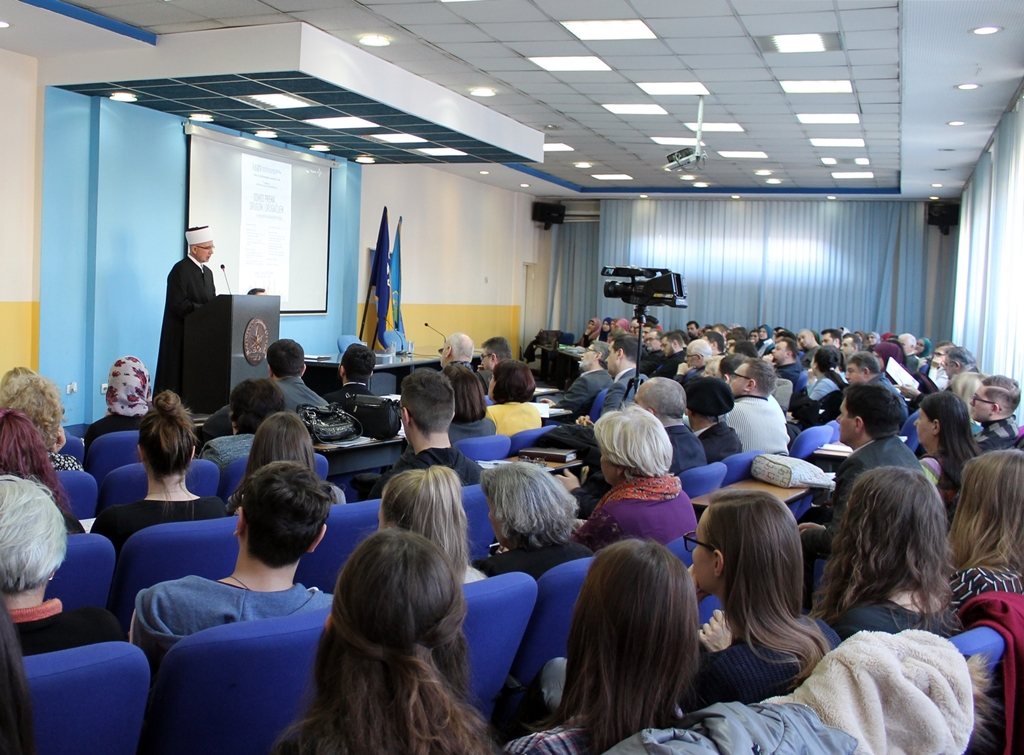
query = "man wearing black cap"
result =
(684, 377, 742, 463)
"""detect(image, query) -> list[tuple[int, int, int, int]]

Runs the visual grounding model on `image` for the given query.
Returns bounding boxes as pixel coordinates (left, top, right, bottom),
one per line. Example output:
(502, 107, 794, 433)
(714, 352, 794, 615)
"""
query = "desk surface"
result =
(691, 479, 810, 508)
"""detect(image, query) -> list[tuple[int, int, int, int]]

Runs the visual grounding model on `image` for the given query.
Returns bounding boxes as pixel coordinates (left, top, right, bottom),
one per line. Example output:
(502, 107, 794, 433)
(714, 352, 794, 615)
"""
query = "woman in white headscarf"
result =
(84, 356, 152, 455)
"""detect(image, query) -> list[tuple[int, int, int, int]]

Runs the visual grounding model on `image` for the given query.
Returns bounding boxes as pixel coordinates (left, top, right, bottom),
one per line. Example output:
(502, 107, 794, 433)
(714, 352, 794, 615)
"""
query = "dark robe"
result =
(155, 257, 216, 395)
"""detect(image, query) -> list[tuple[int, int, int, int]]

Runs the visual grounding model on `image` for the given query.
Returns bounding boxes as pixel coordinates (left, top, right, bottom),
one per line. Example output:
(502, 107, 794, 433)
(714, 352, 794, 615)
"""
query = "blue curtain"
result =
(548, 221, 600, 339)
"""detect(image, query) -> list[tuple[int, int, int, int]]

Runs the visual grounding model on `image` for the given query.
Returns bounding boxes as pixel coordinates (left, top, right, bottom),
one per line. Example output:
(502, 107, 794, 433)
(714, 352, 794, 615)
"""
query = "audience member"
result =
(597, 318, 612, 342)
(504, 540, 699, 755)
(839, 332, 861, 361)
(703, 329, 725, 356)
(948, 450, 1024, 610)
(0, 476, 123, 655)
(772, 337, 805, 386)
(540, 342, 611, 418)
(272, 529, 493, 755)
(201, 378, 285, 470)
(592, 334, 642, 418)
(440, 332, 475, 369)
(819, 328, 842, 348)
(791, 346, 845, 428)
(686, 491, 836, 707)
(638, 329, 665, 375)
(971, 375, 1020, 451)
(486, 361, 541, 436)
(474, 463, 591, 579)
(478, 336, 512, 390)
(443, 365, 497, 443)
(677, 338, 711, 385)
(650, 330, 687, 379)
(686, 320, 701, 339)
(265, 339, 327, 411)
(84, 355, 152, 455)
(634, 378, 706, 474)
(916, 392, 981, 522)
(754, 325, 774, 356)
(0, 600, 35, 755)
(132, 461, 333, 670)
(944, 346, 978, 379)
(92, 391, 225, 554)
(323, 343, 375, 405)
(578, 318, 602, 348)
(813, 467, 956, 640)
(368, 371, 481, 499)
(0, 366, 34, 393)
(702, 355, 723, 379)
(898, 333, 920, 372)
(844, 351, 908, 423)
(797, 330, 820, 370)
(380, 466, 483, 583)
(726, 358, 789, 454)
(0, 373, 82, 472)
(571, 406, 696, 552)
(948, 371, 986, 410)
(870, 341, 905, 372)
(684, 378, 742, 463)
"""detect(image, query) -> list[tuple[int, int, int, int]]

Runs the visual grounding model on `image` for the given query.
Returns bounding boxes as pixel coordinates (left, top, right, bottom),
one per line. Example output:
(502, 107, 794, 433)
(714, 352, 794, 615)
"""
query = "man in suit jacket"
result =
(155, 226, 217, 394)
(635, 378, 706, 474)
(266, 339, 325, 411)
(542, 341, 612, 418)
(594, 334, 645, 418)
(323, 343, 376, 405)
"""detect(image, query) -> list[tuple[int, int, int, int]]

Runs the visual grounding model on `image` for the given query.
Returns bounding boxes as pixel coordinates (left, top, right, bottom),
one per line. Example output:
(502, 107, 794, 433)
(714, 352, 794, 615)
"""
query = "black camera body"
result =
(601, 266, 688, 308)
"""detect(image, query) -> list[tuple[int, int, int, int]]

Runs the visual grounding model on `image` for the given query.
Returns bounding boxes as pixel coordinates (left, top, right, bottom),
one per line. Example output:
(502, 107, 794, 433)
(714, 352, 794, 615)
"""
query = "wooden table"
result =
(691, 479, 813, 520)
(304, 355, 445, 397)
(314, 436, 405, 476)
(497, 456, 584, 474)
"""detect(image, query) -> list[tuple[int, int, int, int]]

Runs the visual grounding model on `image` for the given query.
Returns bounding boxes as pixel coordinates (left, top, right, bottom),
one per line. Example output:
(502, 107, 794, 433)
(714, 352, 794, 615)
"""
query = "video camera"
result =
(601, 266, 688, 308)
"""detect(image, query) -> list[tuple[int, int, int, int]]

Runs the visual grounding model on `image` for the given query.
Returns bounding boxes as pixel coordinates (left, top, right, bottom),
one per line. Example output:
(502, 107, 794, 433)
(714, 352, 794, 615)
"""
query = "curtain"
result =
(548, 221, 600, 340)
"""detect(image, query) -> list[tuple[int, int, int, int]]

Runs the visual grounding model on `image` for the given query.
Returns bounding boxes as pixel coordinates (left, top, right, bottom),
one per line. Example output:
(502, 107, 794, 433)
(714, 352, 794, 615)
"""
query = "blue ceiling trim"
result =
(507, 164, 902, 196)
(19, 0, 156, 45)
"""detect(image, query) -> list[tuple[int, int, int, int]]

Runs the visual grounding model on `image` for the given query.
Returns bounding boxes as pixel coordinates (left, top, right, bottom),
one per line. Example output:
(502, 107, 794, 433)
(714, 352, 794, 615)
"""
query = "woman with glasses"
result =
(916, 392, 981, 523)
(685, 490, 836, 707)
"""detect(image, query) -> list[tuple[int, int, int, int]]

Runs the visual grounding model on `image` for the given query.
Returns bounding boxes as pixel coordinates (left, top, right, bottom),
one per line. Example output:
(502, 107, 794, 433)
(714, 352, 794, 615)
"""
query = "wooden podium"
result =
(182, 295, 281, 414)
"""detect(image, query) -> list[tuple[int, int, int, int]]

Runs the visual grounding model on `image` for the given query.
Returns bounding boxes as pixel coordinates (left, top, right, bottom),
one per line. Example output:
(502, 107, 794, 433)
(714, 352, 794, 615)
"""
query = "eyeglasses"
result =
(730, 371, 754, 384)
(195, 244, 215, 251)
(683, 531, 714, 553)
(971, 394, 998, 407)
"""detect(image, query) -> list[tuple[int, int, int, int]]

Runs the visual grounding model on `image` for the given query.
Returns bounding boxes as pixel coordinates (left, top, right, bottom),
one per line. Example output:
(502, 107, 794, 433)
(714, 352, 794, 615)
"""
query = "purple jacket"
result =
(572, 491, 697, 552)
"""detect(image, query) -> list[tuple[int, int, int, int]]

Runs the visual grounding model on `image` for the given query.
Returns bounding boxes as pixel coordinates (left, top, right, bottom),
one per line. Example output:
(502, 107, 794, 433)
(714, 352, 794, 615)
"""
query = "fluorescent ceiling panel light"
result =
(773, 33, 825, 53)
(355, 156, 375, 164)
(765, 178, 782, 184)
(820, 157, 837, 165)
(358, 34, 390, 47)
(754, 170, 772, 176)
(855, 157, 871, 165)
(470, 87, 495, 97)
(930, 196, 940, 200)
(110, 92, 137, 102)
(780, 80, 853, 94)
(957, 83, 980, 90)
(479, 170, 489, 174)
(640, 194, 649, 198)
(797, 113, 860, 124)
(680, 175, 695, 180)
(718, 151, 768, 159)
(309, 145, 330, 152)
(561, 19, 656, 40)
(529, 56, 611, 71)
(948, 121, 965, 126)
(305, 116, 379, 129)
(0, 21, 9, 29)
(693, 182, 709, 188)
(810, 138, 865, 147)
(520, 183, 530, 187)
(370, 133, 427, 143)
(651, 137, 705, 146)
(827, 196, 836, 200)
(831, 171, 874, 179)
(685, 122, 744, 132)
(592, 174, 633, 180)
(189, 113, 214, 122)
(932, 183, 943, 187)
(731, 195, 740, 199)
(254, 130, 277, 138)
(971, 26, 1001, 35)
(239, 93, 316, 109)
(603, 104, 668, 115)
(417, 147, 468, 156)
(636, 82, 710, 96)
(543, 143, 574, 152)
(574, 162, 592, 168)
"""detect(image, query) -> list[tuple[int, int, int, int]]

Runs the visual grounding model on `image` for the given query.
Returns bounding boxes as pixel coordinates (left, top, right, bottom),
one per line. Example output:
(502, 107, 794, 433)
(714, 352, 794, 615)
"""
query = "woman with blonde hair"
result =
(379, 466, 484, 583)
(0, 373, 81, 471)
(948, 450, 1024, 610)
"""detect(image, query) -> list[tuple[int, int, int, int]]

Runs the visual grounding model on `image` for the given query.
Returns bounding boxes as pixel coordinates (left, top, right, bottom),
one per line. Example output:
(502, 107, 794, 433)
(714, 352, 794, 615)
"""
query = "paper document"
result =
(531, 402, 551, 418)
(820, 442, 853, 453)
(885, 358, 918, 389)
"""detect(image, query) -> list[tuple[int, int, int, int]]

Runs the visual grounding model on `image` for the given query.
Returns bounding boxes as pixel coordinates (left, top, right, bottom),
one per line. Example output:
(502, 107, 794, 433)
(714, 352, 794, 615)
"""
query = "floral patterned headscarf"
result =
(106, 356, 152, 417)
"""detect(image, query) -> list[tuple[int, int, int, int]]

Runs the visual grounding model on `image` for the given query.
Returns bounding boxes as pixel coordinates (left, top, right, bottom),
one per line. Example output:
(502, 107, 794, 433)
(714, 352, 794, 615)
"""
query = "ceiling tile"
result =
(646, 16, 746, 38)
(371, 3, 464, 25)
(740, 11, 840, 36)
(844, 29, 898, 50)
(678, 53, 767, 69)
(171, 0, 278, 18)
(848, 49, 897, 65)
(661, 36, 759, 56)
(532, 0, 640, 21)
(761, 50, 849, 67)
(607, 57, 689, 71)
(293, 6, 392, 30)
(504, 40, 593, 57)
(403, 23, 492, 43)
(631, 0, 734, 17)
(447, 0, 549, 24)
(98, 3, 209, 25)
(692, 69, 774, 83)
(856, 79, 899, 93)
(435, 42, 521, 59)
(839, 8, 898, 31)
(852, 64, 899, 79)
(477, 22, 575, 43)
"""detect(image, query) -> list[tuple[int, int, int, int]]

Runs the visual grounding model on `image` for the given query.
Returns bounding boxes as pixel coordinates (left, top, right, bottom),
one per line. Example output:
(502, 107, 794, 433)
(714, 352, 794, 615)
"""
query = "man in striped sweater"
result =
(725, 357, 790, 454)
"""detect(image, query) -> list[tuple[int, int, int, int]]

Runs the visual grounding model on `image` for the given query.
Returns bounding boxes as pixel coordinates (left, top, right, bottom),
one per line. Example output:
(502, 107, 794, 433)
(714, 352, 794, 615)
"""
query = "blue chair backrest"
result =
(218, 456, 249, 500)
(314, 453, 329, 479)
(462, 484, 497, 561)
(84, 430, 140, 487)
(58, 470, 98, 520)
(699, 595, 722, 625)
(107, 518, 239, 633)
(382, 330, 406, 350)
(813, 558, 827, 591)
(96, 459, 222, 514)
(720, 451, 762, 486)
(141, 609, 328, 755)
(25, 642, 150, 755)
(337, 335, 361, 354)
(508, 425, 556, 456)
(790, 424, 833, 460)
(49, 534, 116, 611)
(463, 572, 537, 717)
(679, 462, 727, 498)
(794, 370, 809, 394)
(827, 420, 841, 443)
(558, 332, 575, 345)
(64, 434, 85, 464)
(589, 388, 609, 422)
(454, 434, 511, 462)
(950, 626, 1005, 673)
(901, 410, 920, 453)
(293, 500, 381, 593)
(666, 535, 693, 567)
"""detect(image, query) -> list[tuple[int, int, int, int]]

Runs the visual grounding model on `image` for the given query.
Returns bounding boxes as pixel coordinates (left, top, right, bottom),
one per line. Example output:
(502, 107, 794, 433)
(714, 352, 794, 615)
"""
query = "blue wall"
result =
(39, 88, 361, 425)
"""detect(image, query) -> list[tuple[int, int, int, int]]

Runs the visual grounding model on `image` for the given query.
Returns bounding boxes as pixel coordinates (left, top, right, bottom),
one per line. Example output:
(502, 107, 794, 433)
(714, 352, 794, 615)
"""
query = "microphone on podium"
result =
(219, 264, 233, 295)
(424, 323, 447, 341)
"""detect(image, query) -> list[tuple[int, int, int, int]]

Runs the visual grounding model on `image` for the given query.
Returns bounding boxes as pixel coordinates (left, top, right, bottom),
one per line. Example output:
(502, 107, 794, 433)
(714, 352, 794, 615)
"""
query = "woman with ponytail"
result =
(92, 391, 225, 554)
(273, 529, 494, 755)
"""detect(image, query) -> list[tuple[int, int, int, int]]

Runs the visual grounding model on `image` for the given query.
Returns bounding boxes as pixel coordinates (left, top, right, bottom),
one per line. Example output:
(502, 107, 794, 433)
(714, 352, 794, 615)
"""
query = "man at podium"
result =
(154, 226, 217, 394)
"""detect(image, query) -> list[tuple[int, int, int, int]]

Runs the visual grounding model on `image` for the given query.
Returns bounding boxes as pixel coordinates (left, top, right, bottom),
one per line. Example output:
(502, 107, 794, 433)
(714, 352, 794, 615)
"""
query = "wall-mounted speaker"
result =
(927, 201, 960, 236)
(531, 201, 565, 230)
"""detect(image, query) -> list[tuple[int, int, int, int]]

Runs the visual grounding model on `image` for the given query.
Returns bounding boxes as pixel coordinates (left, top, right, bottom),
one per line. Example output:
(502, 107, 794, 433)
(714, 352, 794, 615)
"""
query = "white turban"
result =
(185, 226, 213, 245)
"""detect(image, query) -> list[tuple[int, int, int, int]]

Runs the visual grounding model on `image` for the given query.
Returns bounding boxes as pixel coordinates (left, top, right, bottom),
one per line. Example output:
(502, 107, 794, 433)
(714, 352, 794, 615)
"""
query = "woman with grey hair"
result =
(474, 462, 592, 579)
(571, 405, 697, 552)
(0, 476, 123, 655)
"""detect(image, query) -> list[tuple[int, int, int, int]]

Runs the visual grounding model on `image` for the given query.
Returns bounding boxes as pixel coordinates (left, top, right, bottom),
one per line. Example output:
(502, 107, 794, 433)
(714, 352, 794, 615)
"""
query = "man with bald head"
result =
(635, 378, 706, 474)
(440, 332, 475, 369)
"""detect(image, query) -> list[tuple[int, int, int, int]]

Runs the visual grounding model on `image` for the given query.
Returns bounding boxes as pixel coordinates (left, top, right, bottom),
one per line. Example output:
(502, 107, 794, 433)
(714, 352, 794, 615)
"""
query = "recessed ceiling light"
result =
(592, 174, 633, 180)
(931, 183, 943, 187)
(797, 113, 860, 124)
(832, 171, 874, 179)
(574, 162, 592, 169)
(930, 196, 940, 200)
(561, 19, 656, 40)
(239, 93, 316, 109)
(971, 26, 1001, 35)
(370, 133, 427, 144)
(417, 147, 468, 157)
(693, 182, 709, 188)
(820, 157, 838, 165)
(766, 178, 782, 184)
(827, 196, 837, 200)
(603, 104, 668, 115)
(731, 195, 740, 199)
(855, 158, 871, 166)
(810, 138, 865, 147)
(0, 21, 11, 29)
(636, 82, 710, 96)
(189, 113, 214, 122)
(957, 83, 980, 90)
(651, 137, 705, 146)
(110, 92, 137, 103)
(685, 122, 743, 132)
(355, 156, 375, 164)
(529, 56, 611, 72)
(254, 130, 278, 139)
(772, 33, 826, 53)
(470, 87, 496, 97)
(305, 116, 379, 129)
(309, 145, 330, 152)
(754, 170, 772, 176)
(718, 151, 767, 159)
(520, 183, 530, 187)
(948, 121, 965, 126)
(358, 34, 390, 47)
(640, 194, 649, 198)
(543, 143, 574, 152)
(780, 80, 853, 94)
(479, 170, 489, 175)
(680, 175, 696, 180)
(939, 148, 956, 152)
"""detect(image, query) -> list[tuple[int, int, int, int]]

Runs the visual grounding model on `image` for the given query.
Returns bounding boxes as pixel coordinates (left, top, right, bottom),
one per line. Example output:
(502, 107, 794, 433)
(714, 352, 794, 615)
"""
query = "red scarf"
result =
(596, 475, 682, 511)
(9, 599, 62, 624)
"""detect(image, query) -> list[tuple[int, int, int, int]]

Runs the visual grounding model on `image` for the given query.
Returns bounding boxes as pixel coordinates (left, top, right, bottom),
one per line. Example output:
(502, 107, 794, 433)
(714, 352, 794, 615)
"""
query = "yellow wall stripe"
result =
(0, 301, 39, 375)
(357, 304, 521, 357)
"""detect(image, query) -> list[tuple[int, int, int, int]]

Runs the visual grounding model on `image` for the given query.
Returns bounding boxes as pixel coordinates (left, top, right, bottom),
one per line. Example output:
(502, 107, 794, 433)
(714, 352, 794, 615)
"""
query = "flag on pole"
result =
(388, 217, 404, 336)
(368, 207, 390, 348)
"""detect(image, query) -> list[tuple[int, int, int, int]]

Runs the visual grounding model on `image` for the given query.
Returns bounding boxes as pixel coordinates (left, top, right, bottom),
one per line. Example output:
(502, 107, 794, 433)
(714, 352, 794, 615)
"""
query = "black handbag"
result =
(296, 403, 362, 444)
(345, 394, 402, 440)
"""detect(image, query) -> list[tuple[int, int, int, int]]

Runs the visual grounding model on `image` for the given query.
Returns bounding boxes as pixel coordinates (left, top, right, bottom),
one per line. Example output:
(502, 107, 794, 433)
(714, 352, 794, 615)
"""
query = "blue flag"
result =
(389, 217, 403, 336)
(369, 207, 390, 347)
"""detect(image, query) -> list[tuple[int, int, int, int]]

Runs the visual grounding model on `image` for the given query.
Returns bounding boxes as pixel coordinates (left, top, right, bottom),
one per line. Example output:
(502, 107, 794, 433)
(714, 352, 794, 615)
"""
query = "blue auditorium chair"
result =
(48, 534, 116, 612)
(826, 420, 841, 442)
(665, 538, 724, 624)
(217, 456, 249, 500)
(461, 484, 497, 561)
(720, 450, 762, 485)
(666, 535, 692, 567)
(96, 459, 220, 514)
(789, 424, 833, 460)
(679, 461, 727, 498)
(588, 388, 609, 422)
(794, 370, 809, 394)
(454, 434, 511, 462)
(57, 469, 98, 520)
(508, 425, 556, 456)
(63, 434, 86, 464)
(337, 335, 361, 355)
(293, 500, 381, 593)
(84, 430, 140, 487)
(314, 452, 328, 479)
(901, 410, 920, 453)
(950, 626, 1006, 673)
